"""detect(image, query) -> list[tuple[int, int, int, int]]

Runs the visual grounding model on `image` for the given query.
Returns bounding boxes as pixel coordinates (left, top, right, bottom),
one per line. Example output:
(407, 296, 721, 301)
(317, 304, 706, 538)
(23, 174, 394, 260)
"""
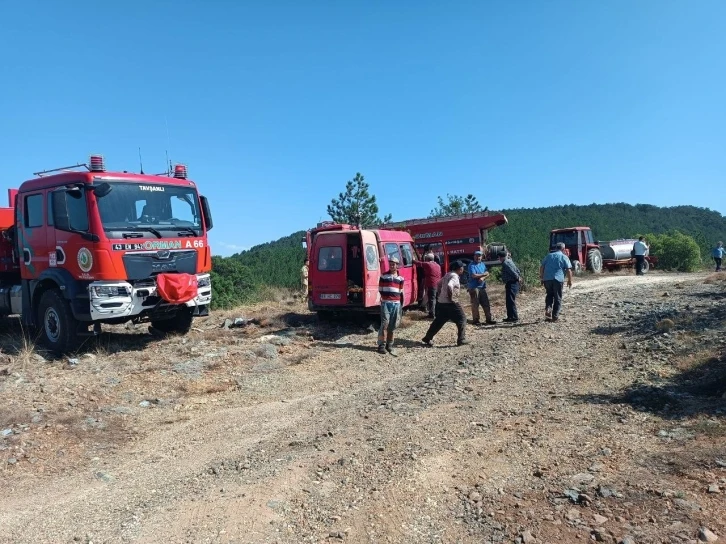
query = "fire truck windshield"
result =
(96, 181, 202, 236)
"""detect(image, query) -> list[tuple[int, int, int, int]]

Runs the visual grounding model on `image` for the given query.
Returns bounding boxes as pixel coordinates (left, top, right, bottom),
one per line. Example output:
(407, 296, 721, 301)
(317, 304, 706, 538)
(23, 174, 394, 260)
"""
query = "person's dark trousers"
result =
(505, 281, 519, 321)
(635, 255, 645, 275)
(716, 258, 722, 271)
(416, 269, 425, 305)
(423, 302, 466, 343)
(426, 287, 437, 316)
(544, 280, 564, 318)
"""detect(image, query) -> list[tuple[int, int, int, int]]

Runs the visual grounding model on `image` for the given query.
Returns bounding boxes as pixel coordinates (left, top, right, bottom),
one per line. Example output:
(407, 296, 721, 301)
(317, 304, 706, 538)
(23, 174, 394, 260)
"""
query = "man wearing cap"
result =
(377, 257, 405, 355)
(498, 250, 522, 323)
(467, 250, 496, 325)
(422, 260, 469, 347)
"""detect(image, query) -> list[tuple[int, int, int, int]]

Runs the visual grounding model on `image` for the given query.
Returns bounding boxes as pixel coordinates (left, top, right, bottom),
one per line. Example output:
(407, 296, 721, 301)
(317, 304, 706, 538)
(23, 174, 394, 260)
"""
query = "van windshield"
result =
(96, 181, 202, 235)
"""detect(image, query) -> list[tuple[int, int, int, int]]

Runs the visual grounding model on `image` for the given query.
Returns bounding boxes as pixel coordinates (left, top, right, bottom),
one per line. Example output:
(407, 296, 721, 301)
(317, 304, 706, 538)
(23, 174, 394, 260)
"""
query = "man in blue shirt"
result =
(539, 243, 573, 322)
(713, 241, 724, 272)
(467, 250, 496, 325)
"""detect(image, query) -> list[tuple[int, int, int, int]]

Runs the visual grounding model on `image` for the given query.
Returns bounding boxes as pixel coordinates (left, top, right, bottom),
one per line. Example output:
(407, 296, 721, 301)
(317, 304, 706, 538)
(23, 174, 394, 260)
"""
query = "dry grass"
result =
(704, 273, 726, 285)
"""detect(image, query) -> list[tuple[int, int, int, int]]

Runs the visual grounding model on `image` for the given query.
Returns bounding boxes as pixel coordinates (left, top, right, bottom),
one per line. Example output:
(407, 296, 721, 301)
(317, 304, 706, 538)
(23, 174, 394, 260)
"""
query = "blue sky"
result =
(1, 1, 724, 255)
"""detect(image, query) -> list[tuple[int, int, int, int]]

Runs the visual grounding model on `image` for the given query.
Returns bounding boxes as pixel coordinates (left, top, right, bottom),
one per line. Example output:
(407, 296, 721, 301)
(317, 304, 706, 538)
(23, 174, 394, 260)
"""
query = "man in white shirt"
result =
(421, 260, 469, 347)
(632, 237, 649, 276)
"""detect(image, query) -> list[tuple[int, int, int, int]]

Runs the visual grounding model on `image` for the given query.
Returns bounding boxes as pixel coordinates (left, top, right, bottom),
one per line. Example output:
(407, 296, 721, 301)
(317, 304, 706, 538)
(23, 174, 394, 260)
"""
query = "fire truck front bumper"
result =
(88, 273, 212, 321)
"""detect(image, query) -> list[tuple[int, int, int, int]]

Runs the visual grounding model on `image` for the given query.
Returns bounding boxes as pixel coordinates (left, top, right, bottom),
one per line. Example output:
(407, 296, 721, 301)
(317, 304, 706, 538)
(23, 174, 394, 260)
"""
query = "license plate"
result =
(320, 293, 341, 300)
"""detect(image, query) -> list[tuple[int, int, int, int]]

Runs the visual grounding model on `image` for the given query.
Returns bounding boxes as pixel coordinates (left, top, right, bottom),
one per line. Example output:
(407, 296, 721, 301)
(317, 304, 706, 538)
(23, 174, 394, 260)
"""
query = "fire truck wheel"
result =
(37, 289, 78, 353)
(150, 307, 194, 334)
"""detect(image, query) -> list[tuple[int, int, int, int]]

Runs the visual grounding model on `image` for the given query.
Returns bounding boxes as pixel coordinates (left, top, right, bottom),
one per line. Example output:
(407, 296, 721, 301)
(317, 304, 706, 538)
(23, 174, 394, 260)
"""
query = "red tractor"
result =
(549, 226, 603, 275)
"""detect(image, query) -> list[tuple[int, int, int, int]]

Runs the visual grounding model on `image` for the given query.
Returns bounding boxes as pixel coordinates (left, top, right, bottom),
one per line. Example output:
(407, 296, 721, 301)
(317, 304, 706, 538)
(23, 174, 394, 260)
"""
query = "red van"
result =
(305, 223, 418, 316)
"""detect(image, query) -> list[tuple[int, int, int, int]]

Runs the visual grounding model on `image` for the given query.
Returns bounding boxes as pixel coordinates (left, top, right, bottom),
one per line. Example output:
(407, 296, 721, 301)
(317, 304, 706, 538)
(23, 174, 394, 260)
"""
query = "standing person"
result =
(539, 243, 573, 322)
(467, 250, 496, 325)
(419, 253, 442, 318)
(300, 258, 309, 298)
(713, 241, 724, 272)
(377, 257, 404, 355)
(632, 236, 649, 275)
(422, 260, 469, 346)
(498, 250, 522, 323)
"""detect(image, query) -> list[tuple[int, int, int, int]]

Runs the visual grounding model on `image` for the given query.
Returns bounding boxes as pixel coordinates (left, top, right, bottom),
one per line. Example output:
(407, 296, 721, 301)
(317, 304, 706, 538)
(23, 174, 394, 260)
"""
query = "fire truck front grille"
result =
(122, 250, 198, 280)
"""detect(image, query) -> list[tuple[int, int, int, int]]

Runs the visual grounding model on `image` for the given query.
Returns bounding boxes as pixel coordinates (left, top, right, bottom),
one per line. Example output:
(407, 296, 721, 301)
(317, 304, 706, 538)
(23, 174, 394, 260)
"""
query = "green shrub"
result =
(645, 231, 701, 272)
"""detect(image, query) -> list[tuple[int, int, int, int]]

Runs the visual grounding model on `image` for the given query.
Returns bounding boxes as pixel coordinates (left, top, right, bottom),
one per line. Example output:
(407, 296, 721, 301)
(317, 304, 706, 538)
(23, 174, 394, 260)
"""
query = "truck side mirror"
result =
(51, 191, 71, 232)
(200, 195, 213, 231)
(92, 182, 112, 198)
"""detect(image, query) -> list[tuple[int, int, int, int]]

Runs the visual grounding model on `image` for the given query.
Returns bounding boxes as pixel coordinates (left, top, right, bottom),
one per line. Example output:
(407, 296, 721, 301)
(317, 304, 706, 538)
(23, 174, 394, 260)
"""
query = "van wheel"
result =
(37, 289, 78, 354)
(151, 307, 194, 334)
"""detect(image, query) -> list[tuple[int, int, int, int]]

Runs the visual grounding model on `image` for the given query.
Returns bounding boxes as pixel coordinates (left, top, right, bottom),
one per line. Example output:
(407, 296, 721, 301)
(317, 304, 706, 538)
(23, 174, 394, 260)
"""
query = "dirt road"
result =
(1, 272, 724, 543)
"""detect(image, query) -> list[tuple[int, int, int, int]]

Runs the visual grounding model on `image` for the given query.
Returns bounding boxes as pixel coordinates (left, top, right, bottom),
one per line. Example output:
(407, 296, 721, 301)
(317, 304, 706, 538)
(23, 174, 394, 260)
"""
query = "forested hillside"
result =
(210, 203, 725, 308)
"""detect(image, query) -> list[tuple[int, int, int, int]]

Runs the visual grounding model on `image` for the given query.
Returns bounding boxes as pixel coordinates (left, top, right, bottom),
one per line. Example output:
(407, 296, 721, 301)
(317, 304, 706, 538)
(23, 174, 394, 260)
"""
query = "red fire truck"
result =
(381, 211, 509, 271)
(0, 155, 214, 352)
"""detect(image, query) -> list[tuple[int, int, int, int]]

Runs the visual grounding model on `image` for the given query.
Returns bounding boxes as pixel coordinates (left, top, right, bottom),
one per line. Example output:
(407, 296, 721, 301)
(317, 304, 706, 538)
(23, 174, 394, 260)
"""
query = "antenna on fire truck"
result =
(138, 147, 145, 174)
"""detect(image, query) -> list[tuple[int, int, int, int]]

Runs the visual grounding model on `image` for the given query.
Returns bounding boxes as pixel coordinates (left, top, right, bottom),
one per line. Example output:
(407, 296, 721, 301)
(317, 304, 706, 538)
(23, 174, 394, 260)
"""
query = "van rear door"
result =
(360, 230, 381, 309)
(311, 232, 347, 307)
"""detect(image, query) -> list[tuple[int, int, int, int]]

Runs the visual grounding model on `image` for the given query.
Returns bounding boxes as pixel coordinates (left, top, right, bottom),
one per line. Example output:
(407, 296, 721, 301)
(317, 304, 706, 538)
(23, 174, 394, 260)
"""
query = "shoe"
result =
(472, 319, 481, 325)
(457, 339, 470, 346)
(551, 316, 559, 322)
(421, 337, 433, 347)
(377, 345, 387, 354)
(545, 307, 552, 319)
(427, 313, 434, 319)
(484, 320, 497, 325)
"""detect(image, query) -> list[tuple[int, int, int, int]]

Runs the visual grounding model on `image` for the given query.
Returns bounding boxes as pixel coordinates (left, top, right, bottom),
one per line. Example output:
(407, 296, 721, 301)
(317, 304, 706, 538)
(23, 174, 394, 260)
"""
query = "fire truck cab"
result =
(0, 155, 214, 352)
(306, 222, 418, 316)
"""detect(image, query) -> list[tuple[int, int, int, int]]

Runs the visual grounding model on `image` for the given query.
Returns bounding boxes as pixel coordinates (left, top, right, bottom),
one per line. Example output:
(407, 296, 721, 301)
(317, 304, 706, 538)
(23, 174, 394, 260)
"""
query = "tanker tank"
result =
(598, 239, 646, 261)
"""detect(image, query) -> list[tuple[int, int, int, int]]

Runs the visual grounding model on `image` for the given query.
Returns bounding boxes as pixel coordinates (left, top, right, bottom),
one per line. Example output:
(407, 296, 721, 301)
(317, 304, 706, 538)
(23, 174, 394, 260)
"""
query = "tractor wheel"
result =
(151, 307, 194, 334)
(571, 260, 583, 276)
(587, 249, 603, 274)
(37, 289, 78, 354)
(640, 259, 650, 274)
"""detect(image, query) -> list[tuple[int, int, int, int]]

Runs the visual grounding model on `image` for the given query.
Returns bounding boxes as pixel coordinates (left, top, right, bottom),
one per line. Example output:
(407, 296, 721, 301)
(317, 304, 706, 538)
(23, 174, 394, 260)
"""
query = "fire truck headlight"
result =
(91, 285, 130, 298)
(196, 274, 211, 288)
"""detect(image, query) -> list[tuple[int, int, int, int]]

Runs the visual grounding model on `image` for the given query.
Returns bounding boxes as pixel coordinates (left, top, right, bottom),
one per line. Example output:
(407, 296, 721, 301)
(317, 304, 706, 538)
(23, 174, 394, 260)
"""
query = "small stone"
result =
(592, 514, 608, 525)
(592, 529, 607, 542)
(707, 484, 720, 494)
(1, 429, 12, 437)
(7, 457, 17, 465)
(95, 471, 114, 482)
(600, 448, 612, 456)
(139, 400, 151, 408)
(521, 530, 536, 543)
(572, 472, 595, 486)
(578, 493, 594, 505)
(32, 354, 47, 363)
(565, 508, 580, 521)
(699, 527, 718, 542)
(657, 429, 669, 437)
(67, 358, 79, 366)
(588, 462, 605, 473)
(620, 537, 636, 544)
(469, 491, 482, 502)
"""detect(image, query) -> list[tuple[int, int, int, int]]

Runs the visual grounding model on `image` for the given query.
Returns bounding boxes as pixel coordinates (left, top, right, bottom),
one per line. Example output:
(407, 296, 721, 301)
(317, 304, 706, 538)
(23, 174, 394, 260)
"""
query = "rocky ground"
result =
(1, 271, 725, 544)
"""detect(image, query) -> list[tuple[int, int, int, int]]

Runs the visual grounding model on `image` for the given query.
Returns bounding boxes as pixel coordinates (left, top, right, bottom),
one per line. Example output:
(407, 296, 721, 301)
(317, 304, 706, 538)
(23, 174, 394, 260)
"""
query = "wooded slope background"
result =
(209, 203, 726, 308)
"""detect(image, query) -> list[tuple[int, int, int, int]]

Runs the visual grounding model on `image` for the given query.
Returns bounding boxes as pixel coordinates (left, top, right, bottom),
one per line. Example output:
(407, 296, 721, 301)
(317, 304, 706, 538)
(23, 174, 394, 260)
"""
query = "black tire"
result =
(571, 260, 583, 276)
(151, 307, 194, 334)
(587, 249, 603, 274)
(37, 289, 78, 354)
(641, 259, 650, 274)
